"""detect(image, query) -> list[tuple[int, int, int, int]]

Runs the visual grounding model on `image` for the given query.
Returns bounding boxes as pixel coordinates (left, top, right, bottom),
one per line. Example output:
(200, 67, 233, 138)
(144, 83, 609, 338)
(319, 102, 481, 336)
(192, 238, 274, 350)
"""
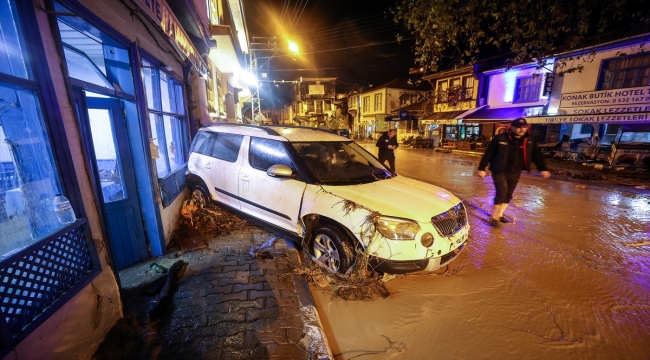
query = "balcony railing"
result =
(0, 219, 100, 356)
(435, 86, 474, 105)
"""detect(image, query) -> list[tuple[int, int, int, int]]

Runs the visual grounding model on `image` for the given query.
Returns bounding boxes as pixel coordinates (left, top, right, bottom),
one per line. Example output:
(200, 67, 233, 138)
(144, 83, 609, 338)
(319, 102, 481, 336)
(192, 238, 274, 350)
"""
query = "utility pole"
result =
(249, 37, 278, 125)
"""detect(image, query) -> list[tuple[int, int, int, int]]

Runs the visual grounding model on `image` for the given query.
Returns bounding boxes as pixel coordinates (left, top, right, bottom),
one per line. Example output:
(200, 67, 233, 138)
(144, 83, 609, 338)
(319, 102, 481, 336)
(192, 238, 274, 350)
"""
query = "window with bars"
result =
(599, 54, 650, 90)
(514, 76, 542, 103)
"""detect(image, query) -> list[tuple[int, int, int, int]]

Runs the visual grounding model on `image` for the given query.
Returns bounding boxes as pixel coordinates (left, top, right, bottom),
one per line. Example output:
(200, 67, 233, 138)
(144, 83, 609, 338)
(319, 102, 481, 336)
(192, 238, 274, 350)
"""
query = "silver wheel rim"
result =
(191, 189, 207, 208)
(313, 233, 340, 271)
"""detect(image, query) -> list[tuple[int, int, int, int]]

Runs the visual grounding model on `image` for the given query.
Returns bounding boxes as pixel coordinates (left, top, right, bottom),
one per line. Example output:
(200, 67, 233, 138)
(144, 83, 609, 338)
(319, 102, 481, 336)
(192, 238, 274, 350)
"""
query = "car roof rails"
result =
(262, 124, 335, 134)
(200, 122, 280, 136)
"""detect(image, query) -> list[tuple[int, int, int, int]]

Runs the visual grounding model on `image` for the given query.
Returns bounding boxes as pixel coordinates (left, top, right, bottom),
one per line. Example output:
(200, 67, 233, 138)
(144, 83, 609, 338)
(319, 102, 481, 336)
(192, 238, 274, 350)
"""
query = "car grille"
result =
(431, 203, 467, 237)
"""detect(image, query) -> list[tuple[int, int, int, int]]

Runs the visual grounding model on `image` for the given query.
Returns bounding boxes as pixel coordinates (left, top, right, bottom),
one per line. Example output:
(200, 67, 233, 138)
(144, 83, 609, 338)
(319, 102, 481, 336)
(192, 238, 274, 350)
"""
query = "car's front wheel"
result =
(190, 184, 210, 208)
(310, 226, 355, 273)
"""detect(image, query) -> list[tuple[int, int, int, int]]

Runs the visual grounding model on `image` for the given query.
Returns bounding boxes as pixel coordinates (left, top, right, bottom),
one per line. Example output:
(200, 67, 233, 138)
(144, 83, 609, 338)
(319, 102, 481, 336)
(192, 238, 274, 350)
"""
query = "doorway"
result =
(76, 92, 148, 268)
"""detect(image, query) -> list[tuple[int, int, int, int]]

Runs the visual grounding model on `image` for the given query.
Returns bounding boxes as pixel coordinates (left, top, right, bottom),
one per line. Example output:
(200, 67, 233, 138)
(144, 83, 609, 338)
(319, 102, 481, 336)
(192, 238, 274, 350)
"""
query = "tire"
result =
(190, 184, 210, 208)
(310, 225, 356, 273)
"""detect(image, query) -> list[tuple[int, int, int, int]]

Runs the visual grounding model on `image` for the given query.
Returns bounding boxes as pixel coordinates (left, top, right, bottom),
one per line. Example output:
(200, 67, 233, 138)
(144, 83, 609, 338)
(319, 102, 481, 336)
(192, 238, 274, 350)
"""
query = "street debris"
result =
(249, 236, 280, 258)
(186, 204, 248, 239)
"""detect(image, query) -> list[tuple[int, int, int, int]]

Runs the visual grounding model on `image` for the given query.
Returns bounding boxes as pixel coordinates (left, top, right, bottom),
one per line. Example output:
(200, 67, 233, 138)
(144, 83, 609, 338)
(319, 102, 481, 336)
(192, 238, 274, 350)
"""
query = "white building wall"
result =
(547, 40, 650, 114)
(487, 66, 551, 108)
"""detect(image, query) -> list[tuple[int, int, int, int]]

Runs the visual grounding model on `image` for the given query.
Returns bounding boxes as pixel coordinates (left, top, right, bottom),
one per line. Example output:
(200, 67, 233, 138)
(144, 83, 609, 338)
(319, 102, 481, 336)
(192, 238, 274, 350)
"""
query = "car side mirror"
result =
(267, 164, 295, 178)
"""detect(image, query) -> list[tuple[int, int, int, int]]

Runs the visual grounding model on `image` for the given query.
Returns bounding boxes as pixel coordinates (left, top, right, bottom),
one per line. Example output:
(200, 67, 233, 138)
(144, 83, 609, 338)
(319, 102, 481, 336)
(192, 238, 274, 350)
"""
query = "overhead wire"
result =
(277, 0, 290, 34)
(289, 0, 309, 33)
(300, 14, 385, 35)
(286, 0, 303, 30)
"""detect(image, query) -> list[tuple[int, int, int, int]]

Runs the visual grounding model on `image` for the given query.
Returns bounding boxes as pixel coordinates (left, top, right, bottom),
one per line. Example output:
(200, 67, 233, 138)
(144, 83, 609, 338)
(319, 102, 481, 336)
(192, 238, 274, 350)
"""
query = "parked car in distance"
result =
(186, 124, 469, 274)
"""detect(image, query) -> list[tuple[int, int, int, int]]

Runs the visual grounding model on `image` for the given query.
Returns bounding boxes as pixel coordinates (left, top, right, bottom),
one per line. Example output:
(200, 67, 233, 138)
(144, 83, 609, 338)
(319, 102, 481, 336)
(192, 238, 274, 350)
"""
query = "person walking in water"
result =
(477, 118, 551, 227)
(376, 129, 398, 173)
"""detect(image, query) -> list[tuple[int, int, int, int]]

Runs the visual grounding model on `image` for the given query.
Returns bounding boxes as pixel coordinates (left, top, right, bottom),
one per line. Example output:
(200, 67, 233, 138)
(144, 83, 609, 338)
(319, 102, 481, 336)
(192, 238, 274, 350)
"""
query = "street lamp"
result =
(287, 39, 299, 55)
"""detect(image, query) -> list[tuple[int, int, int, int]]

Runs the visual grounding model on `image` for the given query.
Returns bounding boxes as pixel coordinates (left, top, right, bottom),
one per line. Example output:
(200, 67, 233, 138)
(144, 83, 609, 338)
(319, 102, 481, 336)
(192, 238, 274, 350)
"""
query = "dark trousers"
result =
(379, 155, 395, 173)
(492, 172, 521, 204)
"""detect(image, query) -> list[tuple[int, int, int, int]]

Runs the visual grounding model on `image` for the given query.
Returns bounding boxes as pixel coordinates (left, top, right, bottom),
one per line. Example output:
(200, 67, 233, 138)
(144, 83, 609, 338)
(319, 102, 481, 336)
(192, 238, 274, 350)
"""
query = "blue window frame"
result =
(514, 76, 542, 103)
(0, 0, 99, 354)
(141, 58, 189, 206)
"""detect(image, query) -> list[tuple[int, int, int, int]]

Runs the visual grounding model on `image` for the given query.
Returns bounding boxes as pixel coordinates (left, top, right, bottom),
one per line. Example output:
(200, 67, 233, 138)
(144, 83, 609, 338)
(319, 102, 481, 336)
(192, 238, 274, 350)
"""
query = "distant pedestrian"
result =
(477, 118, 551, 227)
(376, 129, 398, 173)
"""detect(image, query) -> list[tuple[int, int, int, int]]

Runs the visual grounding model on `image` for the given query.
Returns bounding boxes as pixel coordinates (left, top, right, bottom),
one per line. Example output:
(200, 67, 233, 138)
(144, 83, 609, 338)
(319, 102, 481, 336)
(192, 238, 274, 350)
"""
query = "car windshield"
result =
(292, 141, 393, 185)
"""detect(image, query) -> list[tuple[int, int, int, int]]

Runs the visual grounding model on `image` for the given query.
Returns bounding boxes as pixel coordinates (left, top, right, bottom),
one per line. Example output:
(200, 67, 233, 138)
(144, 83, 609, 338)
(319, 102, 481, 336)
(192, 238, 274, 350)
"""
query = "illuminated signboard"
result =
(135, 0, 208, 75)
(308, 85, 325, 95)
(559, 86, 650, 109)
(527, 112, 650, 124)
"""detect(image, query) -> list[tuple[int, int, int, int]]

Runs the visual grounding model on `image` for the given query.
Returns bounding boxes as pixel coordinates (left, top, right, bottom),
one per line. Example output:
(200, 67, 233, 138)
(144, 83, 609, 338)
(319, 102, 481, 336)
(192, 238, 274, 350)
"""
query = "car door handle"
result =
(240, 175, 249, 182)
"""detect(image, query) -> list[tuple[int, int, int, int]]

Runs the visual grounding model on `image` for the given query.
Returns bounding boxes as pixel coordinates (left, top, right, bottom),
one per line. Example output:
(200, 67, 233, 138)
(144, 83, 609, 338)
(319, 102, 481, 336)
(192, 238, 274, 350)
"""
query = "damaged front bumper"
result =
(368, 243, 466, 274)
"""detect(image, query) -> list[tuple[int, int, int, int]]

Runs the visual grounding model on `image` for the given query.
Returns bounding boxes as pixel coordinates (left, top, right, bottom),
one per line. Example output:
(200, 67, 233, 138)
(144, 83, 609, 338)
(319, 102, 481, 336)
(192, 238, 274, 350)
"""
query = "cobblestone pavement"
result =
(94, 228, 332, 360)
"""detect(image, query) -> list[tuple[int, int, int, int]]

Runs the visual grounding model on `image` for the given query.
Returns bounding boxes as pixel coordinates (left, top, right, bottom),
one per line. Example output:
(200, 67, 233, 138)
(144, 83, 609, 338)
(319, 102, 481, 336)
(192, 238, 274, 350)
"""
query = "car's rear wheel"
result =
(310, 226, 355, 273)
(190, 184, 210, 208)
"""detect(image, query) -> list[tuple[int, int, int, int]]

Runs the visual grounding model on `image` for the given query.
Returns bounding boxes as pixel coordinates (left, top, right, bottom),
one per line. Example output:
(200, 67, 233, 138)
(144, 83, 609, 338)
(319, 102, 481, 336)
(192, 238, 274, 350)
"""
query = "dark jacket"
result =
(376, 132, 399, 158)
(478, 132, 548, 174)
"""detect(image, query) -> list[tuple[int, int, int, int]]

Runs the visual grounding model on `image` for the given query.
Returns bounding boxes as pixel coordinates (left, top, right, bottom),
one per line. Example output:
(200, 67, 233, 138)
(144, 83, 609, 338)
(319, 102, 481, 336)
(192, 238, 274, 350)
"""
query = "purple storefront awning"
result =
(462, 107, 527, 121)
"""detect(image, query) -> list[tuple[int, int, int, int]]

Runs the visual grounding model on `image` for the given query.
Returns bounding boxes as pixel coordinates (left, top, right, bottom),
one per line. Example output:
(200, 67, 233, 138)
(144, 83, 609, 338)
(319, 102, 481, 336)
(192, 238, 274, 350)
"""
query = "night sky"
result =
(242, 0, 417, 105)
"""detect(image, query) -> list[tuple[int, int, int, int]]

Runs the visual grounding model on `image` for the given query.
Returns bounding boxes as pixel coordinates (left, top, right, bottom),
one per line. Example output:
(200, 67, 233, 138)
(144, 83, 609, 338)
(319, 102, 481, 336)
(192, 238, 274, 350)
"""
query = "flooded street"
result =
(312, 146, 650, 359)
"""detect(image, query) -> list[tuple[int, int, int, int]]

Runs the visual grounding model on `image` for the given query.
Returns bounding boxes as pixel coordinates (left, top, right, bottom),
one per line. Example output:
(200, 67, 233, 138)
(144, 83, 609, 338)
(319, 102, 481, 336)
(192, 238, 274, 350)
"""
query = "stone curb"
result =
(285, 240, 334, 360)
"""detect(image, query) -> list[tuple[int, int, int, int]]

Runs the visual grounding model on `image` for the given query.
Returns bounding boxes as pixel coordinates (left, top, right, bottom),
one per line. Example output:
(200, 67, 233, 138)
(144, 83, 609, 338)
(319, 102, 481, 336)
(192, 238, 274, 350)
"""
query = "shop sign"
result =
(609, 147, 650, 167)
(435, 119, 458, 124)
(309, 85, 325, 95)
(135, 0, 208, 76)
(559, 86, 650, 108)
(527, 112, 650, 124)
(560, 104, 650, 115)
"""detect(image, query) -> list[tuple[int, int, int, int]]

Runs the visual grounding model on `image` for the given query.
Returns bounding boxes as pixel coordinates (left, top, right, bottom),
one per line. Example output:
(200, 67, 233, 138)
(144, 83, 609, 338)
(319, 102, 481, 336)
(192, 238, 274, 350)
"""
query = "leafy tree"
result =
(393, 0, 650, 74)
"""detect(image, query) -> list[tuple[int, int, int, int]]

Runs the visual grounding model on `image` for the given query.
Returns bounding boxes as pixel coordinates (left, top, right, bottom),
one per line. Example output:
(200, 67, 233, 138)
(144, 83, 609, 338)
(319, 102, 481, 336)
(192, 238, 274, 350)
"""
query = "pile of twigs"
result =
(189, 205, 249, 239)
(292, 249, 391, 301)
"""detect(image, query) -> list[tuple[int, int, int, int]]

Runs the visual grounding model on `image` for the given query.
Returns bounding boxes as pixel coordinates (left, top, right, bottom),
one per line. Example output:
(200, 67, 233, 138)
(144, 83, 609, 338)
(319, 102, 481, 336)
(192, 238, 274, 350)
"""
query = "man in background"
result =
(376, 129, 398, 173)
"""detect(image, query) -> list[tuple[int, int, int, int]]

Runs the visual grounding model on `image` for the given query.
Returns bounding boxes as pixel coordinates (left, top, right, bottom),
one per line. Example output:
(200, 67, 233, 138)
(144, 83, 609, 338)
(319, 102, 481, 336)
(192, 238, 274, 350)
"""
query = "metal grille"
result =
(0, 222, 94, 335)
(431, 203, 467, 236)
(160, 164, 188, 207)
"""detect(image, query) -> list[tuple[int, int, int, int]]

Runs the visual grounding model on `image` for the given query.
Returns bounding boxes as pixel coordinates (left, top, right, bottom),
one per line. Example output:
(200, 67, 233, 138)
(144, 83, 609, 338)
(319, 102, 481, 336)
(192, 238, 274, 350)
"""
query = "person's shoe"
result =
(499, 216, 510, 223)
(488, 218, 501, 227)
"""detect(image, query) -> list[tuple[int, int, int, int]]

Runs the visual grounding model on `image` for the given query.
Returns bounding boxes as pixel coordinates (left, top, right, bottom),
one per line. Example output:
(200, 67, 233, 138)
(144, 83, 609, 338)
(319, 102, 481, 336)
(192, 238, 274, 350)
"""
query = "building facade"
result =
(0, 0, 248, 357)
(526, 34, 650, 167)
(357, 79, 429, 139)
(291, 77, 339, 128)
(421, 66, 480, 145)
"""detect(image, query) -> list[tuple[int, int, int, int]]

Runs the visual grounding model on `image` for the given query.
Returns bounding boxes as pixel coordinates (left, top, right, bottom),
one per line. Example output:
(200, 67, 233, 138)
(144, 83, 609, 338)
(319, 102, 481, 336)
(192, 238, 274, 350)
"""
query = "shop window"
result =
(374, 94, 382, 111)
(599, 54, 650, 90)
(142, 60, 188, 205)
(55, 7, 135, 96)
(0, 0, 100, 350)
(316, 100, 323, 113)
(514, 76, 541, 103)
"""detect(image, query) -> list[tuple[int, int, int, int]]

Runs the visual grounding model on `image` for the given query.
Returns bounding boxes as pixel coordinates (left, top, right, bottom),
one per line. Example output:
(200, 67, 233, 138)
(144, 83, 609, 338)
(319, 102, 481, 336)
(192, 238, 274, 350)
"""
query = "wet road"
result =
(311, 146, 650, 359)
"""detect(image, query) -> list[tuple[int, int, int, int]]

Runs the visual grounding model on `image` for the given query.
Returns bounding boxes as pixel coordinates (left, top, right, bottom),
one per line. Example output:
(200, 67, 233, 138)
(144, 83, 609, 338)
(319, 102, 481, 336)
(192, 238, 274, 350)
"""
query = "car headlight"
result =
(375, 216, 420, 240)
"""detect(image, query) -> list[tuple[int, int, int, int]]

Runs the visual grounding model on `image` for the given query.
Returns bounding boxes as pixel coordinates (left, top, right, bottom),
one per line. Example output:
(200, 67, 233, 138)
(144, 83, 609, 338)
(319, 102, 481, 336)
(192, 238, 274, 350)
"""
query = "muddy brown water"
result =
(312, 147, 650, 359)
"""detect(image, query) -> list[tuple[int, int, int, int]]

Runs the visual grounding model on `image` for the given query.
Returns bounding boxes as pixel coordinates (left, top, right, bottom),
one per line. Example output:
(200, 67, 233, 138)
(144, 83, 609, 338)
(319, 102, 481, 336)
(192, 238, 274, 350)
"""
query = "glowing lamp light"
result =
(287, 40, 299, 54)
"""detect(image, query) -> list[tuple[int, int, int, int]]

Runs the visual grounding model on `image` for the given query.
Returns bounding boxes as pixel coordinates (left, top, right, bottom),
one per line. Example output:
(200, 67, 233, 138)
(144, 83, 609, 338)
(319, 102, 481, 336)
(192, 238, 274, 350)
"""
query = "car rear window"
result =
(210, 133, 244, 162)
(249, 137, 294, 171)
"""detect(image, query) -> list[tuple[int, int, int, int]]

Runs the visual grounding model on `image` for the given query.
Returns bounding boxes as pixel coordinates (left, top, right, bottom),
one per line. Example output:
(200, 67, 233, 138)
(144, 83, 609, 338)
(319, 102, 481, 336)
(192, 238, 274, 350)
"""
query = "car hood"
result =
(321, 176, 462, 222)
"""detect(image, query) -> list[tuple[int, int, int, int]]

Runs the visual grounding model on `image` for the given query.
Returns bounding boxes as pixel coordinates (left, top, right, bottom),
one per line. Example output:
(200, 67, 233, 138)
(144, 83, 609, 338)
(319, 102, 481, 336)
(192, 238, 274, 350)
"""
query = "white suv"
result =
(186, 124, 469, 274)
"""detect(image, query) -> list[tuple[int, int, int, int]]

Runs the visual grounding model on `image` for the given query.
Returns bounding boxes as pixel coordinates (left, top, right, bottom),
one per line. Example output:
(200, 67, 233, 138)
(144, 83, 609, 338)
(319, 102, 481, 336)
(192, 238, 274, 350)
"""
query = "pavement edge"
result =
(285, 240, 334, 360)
